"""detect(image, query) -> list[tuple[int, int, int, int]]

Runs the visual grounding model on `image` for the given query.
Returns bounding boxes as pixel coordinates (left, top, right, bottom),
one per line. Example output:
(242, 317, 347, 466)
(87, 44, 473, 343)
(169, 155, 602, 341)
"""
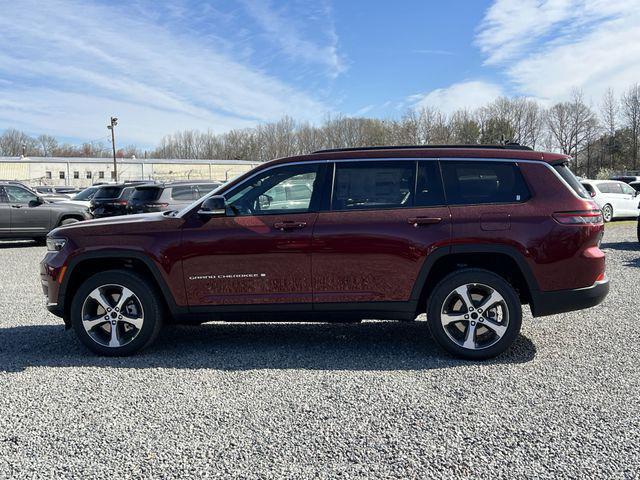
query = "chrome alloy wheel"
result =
(440, 283, 509, 351)
(81, 284, 144, 348)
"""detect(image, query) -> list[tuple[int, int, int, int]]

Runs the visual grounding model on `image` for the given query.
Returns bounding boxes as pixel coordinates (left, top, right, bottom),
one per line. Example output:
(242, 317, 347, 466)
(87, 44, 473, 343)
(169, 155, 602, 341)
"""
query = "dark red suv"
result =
(41, 145, 608, 359)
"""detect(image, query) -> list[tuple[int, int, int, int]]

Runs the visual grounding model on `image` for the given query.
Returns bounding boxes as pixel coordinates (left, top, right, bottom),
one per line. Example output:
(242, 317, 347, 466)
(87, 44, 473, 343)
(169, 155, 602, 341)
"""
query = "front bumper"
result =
(530, 278, 610, 317)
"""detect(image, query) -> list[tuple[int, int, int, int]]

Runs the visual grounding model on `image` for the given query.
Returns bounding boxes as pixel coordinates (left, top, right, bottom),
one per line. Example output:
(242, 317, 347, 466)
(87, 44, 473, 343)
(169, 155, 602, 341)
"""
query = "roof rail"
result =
(313, 143, 533, 154)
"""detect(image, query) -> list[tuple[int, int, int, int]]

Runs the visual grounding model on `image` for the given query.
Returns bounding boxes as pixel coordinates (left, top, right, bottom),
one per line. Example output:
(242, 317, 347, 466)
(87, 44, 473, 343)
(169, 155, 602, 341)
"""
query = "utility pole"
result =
(107, 116, 118, 181)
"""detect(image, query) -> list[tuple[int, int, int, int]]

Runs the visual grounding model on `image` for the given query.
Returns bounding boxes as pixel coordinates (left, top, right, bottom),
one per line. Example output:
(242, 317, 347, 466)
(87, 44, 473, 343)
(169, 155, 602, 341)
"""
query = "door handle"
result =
(407, 217, 442, 226)
(11, 205, 22, 209)
(274, 221, 307, 231)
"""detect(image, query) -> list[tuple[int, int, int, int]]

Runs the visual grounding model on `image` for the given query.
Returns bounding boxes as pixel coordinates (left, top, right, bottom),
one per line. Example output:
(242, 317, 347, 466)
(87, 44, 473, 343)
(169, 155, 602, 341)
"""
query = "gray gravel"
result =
(0, 223, 639, 479)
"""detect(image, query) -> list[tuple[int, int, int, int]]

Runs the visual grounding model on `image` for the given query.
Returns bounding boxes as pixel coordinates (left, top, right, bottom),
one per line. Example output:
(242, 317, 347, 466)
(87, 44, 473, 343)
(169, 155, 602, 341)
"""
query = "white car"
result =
(581, 179, 639, 222)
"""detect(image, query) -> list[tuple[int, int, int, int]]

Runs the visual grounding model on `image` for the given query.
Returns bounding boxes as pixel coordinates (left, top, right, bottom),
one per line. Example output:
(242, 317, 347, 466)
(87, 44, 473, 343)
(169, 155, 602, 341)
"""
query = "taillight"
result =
(553, 210, 603, 225)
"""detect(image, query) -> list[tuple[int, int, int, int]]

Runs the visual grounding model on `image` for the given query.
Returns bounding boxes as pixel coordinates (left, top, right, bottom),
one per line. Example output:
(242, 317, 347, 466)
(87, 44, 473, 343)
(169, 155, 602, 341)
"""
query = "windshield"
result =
(72, 186, 99, 200)
(553, 163, 589, 199)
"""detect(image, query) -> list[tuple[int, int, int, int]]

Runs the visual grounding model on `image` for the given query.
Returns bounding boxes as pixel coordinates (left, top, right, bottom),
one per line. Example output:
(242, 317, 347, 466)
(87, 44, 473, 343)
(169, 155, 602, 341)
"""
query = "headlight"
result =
(46, 237, 67, 252)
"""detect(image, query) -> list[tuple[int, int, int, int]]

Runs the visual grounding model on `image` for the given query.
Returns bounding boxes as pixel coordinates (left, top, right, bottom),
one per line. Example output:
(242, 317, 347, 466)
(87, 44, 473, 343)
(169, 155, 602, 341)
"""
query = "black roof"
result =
(313, 143, 533, 154)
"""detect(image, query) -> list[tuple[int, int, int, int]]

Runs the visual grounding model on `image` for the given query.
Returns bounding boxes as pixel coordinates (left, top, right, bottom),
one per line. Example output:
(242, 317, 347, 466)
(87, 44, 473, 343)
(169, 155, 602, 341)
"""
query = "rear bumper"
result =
(530, 278, 609, 317)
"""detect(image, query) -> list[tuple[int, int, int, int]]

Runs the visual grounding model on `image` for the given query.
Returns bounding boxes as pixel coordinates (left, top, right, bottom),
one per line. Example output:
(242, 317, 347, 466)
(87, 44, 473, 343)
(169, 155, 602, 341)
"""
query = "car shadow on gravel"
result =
(601, 241, 639, 251)
(0, 240, 40, 249)
(0, 321, 536, 372)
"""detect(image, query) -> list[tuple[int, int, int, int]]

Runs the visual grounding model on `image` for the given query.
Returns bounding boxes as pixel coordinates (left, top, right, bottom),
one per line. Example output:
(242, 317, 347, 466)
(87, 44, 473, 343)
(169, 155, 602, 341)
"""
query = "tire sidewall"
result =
(602, 204, 613, 222)
(427, 269, 522, 360)
(70, 270, 162, 356)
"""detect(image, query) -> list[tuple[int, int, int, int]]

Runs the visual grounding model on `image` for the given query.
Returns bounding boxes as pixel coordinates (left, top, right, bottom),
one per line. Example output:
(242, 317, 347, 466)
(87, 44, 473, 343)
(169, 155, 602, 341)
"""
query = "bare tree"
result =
(622, 83, 640, 170)
(600, 88, 618, 169)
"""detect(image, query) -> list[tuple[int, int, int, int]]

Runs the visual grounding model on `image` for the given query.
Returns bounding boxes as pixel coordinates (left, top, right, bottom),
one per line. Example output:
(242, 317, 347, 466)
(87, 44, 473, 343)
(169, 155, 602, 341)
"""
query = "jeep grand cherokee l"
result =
(41, 145, 608, 359)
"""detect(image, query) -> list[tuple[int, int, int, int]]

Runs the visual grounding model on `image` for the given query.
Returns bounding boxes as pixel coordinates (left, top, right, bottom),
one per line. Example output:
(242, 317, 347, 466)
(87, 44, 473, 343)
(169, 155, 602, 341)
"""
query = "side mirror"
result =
(29, 197, 43, 207)
(198, 195, 227, 218)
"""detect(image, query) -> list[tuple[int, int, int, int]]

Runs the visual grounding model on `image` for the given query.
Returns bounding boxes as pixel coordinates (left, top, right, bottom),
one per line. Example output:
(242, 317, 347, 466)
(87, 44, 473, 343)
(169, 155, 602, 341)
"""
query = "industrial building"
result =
(0, 156, 259, 188)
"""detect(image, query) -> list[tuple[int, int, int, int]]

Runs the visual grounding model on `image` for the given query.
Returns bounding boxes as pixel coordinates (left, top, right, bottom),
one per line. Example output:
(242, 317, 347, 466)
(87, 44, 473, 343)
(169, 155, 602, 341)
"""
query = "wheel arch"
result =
(60, 250, 182, 324)
(411, 244, 540, 315)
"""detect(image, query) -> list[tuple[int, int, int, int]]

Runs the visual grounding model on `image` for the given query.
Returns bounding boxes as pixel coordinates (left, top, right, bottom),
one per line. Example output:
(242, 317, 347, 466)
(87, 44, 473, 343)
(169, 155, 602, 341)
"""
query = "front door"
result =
(4, 185, 51, 235)
(312, 160, 451, 305)
(0, 187, 11, 235)
(181, 163, 327, 307)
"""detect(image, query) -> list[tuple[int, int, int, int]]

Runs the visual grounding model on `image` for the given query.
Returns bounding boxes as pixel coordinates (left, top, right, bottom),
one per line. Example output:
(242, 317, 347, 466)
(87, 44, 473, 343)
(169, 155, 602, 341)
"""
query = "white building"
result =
(0, 156, 260, 187)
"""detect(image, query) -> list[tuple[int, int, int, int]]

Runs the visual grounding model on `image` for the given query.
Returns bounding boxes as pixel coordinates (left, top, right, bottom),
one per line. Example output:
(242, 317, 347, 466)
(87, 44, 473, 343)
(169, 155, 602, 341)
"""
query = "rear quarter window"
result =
(441, 161, 530, 205)
(553, 164, 589, 199)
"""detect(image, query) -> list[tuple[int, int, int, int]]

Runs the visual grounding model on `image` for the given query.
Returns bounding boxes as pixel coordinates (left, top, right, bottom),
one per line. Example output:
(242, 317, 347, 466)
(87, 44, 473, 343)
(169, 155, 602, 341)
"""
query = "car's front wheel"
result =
(70, 269, 163, 356)
(427, 268, 522, 360)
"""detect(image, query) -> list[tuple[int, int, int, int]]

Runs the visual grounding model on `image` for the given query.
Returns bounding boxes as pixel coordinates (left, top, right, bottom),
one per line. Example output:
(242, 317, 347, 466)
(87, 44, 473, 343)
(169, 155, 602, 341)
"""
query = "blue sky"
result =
(0, 0, 639, 147)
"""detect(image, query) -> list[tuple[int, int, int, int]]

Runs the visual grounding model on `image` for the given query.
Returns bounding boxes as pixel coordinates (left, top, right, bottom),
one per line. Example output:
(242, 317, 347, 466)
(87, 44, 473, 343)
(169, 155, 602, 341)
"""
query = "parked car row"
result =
(89, 181, 222, 218)
(0, 180, 223, 240)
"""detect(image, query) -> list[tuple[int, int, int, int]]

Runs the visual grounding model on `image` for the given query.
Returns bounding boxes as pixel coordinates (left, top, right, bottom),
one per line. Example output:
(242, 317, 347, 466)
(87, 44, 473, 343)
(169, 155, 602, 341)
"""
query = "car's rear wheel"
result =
(70, 270, 163, 356)
(427, 268, 522, 360)
(602, 204, 613, 222)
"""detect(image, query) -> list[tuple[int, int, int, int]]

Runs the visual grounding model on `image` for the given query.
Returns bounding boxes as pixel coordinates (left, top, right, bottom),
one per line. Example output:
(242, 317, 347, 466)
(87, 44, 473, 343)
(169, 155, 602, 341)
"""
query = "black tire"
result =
(426, 268, 522, 360)
(602, 204, 613, 222)
(637, 219, 640, 243)
(70, 269, 164, 356)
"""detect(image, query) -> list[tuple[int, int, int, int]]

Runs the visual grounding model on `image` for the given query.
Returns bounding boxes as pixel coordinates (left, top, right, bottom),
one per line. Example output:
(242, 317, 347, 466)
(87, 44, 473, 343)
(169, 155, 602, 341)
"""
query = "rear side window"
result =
(332, 161, 415, 211)
(194, 184, 220, 199)
(598, 182, 622, 194)
(132, 187, 162, 202)
(0, 187, 7, 203)
(171, 186, 195, 201)
(553, 164, 589, 199)
(95, 186, 124, 199)
(441, 161, 531, 205)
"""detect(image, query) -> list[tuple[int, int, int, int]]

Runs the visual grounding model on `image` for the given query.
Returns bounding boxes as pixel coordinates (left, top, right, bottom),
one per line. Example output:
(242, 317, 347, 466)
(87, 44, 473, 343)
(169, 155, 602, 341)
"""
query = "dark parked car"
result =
(127, 181, 221, 214)
(89, 182, 151, 218)
(1, 181, 91, 241)
(42, 145, 608, 359)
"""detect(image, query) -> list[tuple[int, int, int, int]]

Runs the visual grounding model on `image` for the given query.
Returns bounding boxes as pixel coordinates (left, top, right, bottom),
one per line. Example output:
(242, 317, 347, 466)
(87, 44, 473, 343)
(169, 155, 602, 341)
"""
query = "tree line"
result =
(2, 83, 639, 178)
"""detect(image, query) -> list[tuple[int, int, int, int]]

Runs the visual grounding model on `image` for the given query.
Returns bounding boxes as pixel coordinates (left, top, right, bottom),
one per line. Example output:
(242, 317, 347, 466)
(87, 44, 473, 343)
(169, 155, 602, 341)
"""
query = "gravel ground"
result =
(0, 223, 639, 479)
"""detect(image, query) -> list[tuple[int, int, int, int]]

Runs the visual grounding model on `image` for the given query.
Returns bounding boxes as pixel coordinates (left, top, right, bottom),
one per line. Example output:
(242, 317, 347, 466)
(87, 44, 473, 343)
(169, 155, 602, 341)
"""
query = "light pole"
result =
(107, 116, 118, 181)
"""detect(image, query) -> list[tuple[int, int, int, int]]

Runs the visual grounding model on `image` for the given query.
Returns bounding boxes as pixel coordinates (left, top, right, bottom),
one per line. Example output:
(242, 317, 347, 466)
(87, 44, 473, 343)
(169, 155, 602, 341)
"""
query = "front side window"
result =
(441, 161, 531, 205)
(5, 186, 38, 204)
(332, 161, 415, 211)
(621, 183, 635, 195)
(226, 164, 319, 215)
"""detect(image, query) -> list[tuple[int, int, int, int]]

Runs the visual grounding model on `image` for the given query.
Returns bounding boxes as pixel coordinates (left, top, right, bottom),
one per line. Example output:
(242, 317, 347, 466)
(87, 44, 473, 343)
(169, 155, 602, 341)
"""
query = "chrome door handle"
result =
(274, 221, 307, 231)
(11, 205, 22, 209)
(407, 217, 441, 227)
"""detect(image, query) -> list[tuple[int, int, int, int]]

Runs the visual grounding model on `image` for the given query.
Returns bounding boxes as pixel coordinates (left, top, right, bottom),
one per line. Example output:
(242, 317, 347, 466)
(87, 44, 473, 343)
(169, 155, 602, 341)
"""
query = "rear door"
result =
(312, 159, 451, 306)
(620, 182, 638, 215)
(4, 185, 51, 234)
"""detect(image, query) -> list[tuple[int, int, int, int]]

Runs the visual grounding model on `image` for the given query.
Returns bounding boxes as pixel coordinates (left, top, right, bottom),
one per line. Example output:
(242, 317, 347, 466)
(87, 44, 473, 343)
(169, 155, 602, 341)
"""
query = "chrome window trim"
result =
(178, 155, 576, 217)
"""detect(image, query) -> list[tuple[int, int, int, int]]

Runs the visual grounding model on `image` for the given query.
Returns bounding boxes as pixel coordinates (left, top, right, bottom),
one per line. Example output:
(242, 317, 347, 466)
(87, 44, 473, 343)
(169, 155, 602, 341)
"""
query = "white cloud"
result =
(0, 0, 335, 146)
(410, 81, 504, 114)
(240, 0, 345, 78)
(476, 0, 640, 101)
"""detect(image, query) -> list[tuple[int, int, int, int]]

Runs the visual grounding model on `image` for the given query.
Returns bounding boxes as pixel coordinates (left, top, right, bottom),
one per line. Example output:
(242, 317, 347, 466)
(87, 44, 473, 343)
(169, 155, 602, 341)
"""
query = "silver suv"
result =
(0, 182, 92, 241)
